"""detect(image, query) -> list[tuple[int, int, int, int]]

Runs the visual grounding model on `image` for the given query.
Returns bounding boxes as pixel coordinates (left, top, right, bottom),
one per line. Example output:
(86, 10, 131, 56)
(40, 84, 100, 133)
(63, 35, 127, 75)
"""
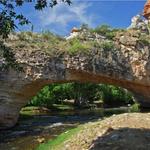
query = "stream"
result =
(0, 107, 130, 150)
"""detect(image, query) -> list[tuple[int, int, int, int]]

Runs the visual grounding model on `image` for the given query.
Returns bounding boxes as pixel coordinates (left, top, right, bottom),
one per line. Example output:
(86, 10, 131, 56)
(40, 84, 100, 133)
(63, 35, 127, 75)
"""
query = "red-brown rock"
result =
(143, 0, 150, 20)
(71, 27, 80, 33)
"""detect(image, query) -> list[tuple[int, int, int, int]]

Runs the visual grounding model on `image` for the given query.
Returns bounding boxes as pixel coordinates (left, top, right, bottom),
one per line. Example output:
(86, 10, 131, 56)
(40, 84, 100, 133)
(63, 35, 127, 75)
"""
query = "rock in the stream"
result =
(36, 137, 45, 143)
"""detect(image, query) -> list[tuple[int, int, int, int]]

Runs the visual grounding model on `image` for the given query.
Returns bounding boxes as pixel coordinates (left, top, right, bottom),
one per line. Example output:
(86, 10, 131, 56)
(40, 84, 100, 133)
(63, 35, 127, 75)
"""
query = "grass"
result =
(20, 106, 51, 117)
(9, 27, 150, 58)
(35, 104, 140, 150)
(51, 104, 74, 111)
(101, 41, 115, 51)
(91, 25, 124, 40)
(19, 104, 140, 150)
(129, 103, 140, 112)
(5, 26, 150, 58)
(11, 31, 66, 56)
(67, 38, 92, 55)
(20, 106, 41, 115)
(19, 106, 43, 121)
(20, 106, 36, 116)
(36, 126, 82, 150)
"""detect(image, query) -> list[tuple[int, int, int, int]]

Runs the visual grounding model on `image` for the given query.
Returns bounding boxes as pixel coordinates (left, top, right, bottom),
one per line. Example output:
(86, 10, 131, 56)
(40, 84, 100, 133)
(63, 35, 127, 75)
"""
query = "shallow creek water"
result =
(0, 107, 130, 150)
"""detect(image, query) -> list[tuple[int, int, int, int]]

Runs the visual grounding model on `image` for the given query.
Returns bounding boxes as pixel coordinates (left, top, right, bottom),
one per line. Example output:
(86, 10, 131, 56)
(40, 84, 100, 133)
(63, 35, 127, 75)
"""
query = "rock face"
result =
(143, 0, 150, 20)
(128, 14, 149, 33)
(0, 29, 150, 129)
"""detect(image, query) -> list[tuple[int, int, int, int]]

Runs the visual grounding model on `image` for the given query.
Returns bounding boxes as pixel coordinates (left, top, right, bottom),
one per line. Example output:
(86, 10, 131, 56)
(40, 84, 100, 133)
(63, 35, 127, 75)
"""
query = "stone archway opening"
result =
(25, 82, 135, 112)
(0, 69, 150, 130)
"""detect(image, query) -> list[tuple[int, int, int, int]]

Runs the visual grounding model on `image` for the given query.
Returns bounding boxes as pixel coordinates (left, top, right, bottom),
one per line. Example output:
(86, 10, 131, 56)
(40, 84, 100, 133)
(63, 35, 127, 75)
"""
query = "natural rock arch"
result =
(0, 29, 150, 129)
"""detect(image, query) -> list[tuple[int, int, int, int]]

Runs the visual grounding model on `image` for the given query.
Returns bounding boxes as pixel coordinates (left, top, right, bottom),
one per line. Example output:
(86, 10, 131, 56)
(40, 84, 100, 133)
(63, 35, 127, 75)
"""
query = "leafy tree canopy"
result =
(0, 0, 71, 38)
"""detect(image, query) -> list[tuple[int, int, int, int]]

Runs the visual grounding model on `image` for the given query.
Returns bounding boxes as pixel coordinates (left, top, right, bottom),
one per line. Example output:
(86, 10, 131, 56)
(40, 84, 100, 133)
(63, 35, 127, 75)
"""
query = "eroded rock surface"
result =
(63, 113, 150, 150)
(0, 28, 150, 129)
(144, 0, 150, 20)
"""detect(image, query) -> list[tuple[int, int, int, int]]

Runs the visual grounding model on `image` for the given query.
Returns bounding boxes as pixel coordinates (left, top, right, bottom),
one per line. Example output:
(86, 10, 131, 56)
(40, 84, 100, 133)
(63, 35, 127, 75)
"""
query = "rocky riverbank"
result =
(57, 113, 150, 150)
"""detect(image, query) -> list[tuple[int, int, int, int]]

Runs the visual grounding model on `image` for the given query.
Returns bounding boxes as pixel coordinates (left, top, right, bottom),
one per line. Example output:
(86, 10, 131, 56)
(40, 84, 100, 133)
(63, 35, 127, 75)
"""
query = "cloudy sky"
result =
(16, 0, 146, 36)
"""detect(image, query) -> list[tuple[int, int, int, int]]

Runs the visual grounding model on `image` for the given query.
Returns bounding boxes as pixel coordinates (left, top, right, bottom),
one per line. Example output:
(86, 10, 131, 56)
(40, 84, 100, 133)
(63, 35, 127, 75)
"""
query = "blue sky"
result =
(16, 0, 146, 36)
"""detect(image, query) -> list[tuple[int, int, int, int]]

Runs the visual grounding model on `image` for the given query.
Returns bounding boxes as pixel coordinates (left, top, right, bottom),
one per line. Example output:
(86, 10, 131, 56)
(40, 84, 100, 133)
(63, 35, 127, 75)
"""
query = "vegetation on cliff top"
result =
(1, 25, 149, 71)
(1, 25, 119, 58)
(4, 24, 150, 55)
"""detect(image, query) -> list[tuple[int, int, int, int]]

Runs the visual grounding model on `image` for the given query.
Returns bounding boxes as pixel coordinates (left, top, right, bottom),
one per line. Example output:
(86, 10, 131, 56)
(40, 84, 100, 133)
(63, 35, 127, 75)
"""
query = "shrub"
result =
(17, 31, 34, 41)
(68, 38, 90, 54)
(138, 35, 150, 46)
(101, 41, 115, 51)
(41, 30, 57, 40)
(28, 83, 74, 108)
(93, 25, 111, 35)
(129, 103, 140, 112)
(99, 84, 134, 107)
(92, 25, 120, 40)
(41, 30, 64, 42)
(28, 86, 56, 107)
(105, 31, 116, 40)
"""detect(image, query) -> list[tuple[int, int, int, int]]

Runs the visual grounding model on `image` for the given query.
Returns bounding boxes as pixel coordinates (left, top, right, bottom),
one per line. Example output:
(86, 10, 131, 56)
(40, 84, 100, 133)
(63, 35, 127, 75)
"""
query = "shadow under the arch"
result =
(89, 127, 150, 150)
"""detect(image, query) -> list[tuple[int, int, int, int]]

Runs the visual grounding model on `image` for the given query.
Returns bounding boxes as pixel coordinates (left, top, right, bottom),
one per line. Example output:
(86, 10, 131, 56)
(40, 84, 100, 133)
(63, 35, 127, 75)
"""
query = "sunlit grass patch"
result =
(36, 126, 82, 150)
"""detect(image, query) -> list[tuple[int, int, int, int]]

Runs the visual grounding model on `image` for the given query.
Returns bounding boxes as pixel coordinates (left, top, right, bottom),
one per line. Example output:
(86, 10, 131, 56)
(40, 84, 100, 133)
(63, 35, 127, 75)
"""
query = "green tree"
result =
(28, 85, 56, 107)
(72, 83, 99, 108)
(28, 83, 134, 109)
(0, 0, 71, 38)
(28, 83, 73, 107)
(99, 84, 133, 107)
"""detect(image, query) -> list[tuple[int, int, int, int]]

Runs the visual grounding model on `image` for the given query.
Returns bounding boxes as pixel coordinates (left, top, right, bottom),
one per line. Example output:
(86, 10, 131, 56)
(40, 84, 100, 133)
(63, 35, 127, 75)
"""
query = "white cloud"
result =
(36, 1, 97, 35)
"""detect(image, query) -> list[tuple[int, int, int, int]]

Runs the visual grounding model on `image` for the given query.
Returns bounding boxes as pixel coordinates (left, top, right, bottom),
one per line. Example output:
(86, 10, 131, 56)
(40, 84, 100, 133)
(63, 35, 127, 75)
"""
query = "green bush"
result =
(28, 83, 74, 108)
(28, 85, 56, 107)
(99, 84, 133, 107)
(68, 38, 90, 54)
(91, 25, 120, 40)
(41, 30, 64, 43)
(93, 25, 111, 35)
(138, 34, 150, 46)
(101, 41, 114, 51)
(129, 103, 140, 112)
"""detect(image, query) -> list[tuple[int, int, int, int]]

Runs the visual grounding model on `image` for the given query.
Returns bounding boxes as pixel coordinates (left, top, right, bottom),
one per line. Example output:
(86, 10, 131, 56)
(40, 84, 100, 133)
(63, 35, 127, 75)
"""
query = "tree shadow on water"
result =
(89, 127, 150, 150)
